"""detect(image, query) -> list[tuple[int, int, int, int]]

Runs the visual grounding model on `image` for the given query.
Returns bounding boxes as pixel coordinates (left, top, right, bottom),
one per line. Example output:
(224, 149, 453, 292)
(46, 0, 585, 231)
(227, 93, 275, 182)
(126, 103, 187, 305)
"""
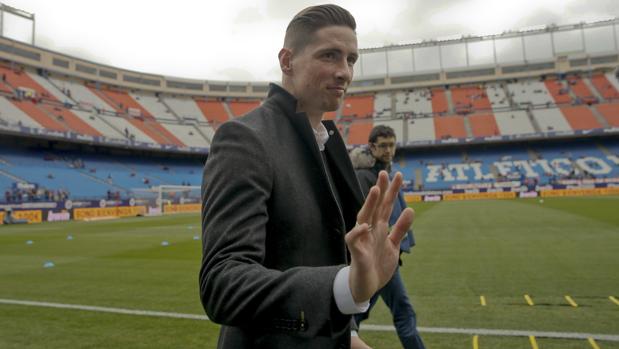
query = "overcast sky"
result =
(3, 0, 618, 82)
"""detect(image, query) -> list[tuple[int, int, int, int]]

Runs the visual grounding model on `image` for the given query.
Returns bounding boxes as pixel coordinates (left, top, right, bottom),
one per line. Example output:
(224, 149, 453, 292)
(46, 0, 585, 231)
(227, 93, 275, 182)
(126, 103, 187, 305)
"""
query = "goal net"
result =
(130, 185, 201, 216)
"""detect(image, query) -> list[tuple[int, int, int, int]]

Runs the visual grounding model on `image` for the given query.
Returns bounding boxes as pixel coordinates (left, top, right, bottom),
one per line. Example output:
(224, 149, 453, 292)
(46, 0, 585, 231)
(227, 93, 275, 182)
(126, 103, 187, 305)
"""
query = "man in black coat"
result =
(199, 4, 414, 349)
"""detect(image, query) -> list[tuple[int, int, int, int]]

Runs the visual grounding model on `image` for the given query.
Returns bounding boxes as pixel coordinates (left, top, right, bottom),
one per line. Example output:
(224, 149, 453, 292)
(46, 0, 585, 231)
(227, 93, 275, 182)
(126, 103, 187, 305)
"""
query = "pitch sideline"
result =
(1, 298, 618, 342)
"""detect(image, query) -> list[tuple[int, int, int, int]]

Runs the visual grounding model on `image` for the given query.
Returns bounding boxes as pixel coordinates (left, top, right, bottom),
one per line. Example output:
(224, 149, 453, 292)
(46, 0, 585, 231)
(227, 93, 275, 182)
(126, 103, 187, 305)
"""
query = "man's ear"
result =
(278, 48, 293, 76)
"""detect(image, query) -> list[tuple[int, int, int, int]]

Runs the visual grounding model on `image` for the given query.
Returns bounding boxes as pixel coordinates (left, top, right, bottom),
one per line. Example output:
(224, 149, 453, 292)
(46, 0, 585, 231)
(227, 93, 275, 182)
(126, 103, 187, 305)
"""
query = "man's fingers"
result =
(356, 186, 380, 224)
(345, 222, 371, 251)
(371, 171, 389, 224)
(388, 207, 414, 245)
(378, 172, 403, 222)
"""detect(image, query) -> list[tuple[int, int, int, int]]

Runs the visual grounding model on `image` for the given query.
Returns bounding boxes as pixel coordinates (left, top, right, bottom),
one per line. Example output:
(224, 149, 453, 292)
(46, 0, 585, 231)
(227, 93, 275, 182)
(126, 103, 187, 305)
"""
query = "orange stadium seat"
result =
(560, 106, 602, 130)
(87, 85, 184, 146)
(0, 80, 13, 94)
(596, 103, 619, 127)
(468, 114, 500, 137)
(10, 99, 68, 132)
(431, 88, 449, 114)
(591, 74, 619, 100)
(347, 121, 374, 145)
(434, 115, 466, 139)
(544, 78, 572, 105)
(451, 86, 492, 114)
(567, 76, 597, 104)
(195, 99, 229, 124)
(0, 66, 55, 101)
(39, 104, 102, 136)
(342, 95, 374, 118)
(228, 100, 261, 117)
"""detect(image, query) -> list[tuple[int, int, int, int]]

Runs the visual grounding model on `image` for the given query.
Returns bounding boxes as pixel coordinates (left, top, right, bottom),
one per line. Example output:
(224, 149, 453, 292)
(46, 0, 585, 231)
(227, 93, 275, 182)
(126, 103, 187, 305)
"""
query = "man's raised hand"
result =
(345, 171, 415, 303)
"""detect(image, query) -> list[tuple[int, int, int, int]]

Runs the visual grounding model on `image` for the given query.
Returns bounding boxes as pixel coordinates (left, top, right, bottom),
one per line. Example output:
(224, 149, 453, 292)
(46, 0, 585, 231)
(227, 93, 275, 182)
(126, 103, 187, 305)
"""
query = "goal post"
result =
(130, 185, 201, 216)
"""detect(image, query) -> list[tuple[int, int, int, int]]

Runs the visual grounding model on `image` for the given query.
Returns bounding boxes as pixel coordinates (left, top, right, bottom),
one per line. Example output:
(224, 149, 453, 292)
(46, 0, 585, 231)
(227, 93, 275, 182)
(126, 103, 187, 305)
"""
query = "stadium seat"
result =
(374, 92, 392, 118)
(544, 78, 573, 105)
(341, 95, 374, 118)
(451, 86, 492, 114)
(507, 80, 554, 106)
(395, 89, 433, 116)
(408, 117, 436, 142)
(434, 115, 466, 139)
(531, 108, 572, 132)
(591, 73, 619, 100)
(228, 100, 261, 118)
(560, 106, 602, 130)
(431, 88, 449, 114)
(88, 86, 185, 146)
(347, 120, 374, 145)
(494, 111, 535, 135)
(485, 83, 509, 110)
(469, 114, 500, 137)
(194, 99, 230, 124)
(596, 103, 619, 127)
(566, 75, 597, 104)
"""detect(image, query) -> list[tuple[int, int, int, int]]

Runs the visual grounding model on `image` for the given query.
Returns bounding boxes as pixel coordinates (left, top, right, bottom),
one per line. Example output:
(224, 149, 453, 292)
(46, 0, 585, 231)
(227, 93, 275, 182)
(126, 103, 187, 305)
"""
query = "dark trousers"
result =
(354, 266, 425, 349)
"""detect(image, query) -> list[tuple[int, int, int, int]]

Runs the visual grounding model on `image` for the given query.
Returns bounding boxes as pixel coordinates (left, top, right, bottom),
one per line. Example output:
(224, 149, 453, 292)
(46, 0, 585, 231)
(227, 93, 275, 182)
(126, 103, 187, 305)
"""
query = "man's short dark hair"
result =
(369, 125, 396, 143)
(284, 4, 356, 53)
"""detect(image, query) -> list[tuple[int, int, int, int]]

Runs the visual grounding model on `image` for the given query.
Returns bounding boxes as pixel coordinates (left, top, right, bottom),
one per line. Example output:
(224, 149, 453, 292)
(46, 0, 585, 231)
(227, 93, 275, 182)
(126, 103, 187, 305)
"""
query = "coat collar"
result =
(267, 83, 364, 208)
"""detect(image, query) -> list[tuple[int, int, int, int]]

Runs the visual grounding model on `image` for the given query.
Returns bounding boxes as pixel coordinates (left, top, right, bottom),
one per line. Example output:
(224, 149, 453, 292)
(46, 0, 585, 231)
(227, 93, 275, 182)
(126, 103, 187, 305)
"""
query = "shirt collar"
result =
(313, 122, 330, 151)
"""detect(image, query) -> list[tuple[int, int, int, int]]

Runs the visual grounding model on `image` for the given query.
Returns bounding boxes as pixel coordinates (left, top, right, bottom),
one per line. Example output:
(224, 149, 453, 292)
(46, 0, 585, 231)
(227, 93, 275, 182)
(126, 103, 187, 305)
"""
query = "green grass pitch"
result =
(0, 196, 618, 348)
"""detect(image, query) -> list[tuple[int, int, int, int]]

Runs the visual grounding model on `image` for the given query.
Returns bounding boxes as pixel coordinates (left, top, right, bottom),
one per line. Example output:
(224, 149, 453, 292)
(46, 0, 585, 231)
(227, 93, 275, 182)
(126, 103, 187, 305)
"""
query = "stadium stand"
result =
(486, 83, 509, 110)
(434, 115, 467, 140)
(194, 99, 230, 124)
(430, 88, 449, 114)
(0, 25, 618, 207)
(507, 80, 554, 106)
(0, 96, 42, 129)
(544, 77, 573, 105)
(342, 94, 374, 118)
(591, 73, 619, 99)
(130, 91, 180, 122)
(228, 100, 261, 118)
(493, 111, 536, 135)
(393, 138, 619, 191)
(162, 95, 205, 121)
(560, 106, 603, 130)
(408, 117, 436, 142)
(596, 103, 619, 127)
(451, 85, 492, 114)
(395, 89, 433, 115)
(374, 92, 392, 118)
(347, 120, 374, 145)
(531, 108, 573, 132)
(468, 114, 500, 137)
(567, 75, 597, 104)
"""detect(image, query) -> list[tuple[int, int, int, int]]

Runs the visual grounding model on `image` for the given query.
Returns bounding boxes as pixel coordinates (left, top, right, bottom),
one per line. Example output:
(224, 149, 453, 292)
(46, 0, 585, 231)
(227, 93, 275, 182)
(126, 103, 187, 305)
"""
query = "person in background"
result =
(352, 125, 425, 349)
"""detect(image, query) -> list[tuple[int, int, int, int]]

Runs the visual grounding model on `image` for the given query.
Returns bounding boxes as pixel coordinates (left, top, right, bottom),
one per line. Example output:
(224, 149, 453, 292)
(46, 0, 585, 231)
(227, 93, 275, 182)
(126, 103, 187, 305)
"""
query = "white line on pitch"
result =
(1, 298, 619, 342)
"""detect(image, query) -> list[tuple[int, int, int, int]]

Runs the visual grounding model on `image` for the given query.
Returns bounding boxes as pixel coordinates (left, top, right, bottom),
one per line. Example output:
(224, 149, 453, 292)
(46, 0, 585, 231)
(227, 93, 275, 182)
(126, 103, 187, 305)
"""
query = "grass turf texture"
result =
(0, 196, 618, 348)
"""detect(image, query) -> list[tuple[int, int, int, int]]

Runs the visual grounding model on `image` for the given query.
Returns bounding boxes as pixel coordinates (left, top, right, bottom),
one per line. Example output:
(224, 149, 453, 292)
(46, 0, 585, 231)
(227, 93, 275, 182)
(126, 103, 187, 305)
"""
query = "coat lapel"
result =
(323, 121, 365, 208)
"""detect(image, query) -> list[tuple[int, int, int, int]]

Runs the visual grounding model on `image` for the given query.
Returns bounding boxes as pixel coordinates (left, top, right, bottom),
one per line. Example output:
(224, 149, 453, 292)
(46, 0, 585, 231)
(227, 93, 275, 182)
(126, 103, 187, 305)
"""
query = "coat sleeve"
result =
(199, 120, 349, 337)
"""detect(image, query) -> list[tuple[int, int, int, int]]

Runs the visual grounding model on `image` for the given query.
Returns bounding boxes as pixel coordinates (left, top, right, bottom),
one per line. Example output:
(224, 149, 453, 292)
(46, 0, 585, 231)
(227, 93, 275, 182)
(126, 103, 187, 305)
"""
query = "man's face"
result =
(288, 25, 358, 116)
(370, 136, 397, 164)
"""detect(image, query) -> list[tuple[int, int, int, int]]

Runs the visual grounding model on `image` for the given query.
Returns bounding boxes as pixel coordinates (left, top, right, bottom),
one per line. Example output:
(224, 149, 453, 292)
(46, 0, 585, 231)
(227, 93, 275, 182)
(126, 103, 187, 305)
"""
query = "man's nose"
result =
(334, 60, 352, 82)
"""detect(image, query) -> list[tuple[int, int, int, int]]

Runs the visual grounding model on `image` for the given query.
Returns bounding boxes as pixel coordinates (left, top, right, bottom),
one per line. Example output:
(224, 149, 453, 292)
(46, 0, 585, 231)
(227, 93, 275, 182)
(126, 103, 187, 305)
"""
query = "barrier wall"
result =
(163, 203, 201, 214)
(73, 206, 146, 221)
(0, 209, 42, 224)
